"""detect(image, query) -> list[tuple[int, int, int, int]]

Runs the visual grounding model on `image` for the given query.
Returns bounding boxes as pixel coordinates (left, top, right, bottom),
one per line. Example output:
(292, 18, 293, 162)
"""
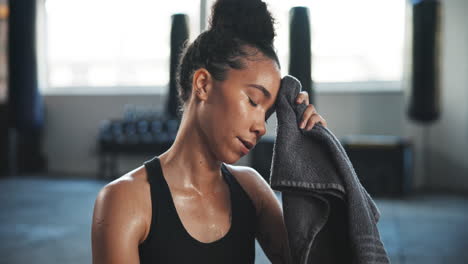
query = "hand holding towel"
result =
(270, 75, 390, 264)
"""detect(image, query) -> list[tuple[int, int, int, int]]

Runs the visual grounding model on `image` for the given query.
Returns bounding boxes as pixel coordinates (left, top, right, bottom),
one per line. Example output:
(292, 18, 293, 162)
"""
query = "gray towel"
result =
(270, 75, 390, 264)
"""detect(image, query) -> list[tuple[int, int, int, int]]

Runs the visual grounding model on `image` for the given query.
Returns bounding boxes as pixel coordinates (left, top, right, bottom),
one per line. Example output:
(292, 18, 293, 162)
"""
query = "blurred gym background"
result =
(1, 0, 467, 263)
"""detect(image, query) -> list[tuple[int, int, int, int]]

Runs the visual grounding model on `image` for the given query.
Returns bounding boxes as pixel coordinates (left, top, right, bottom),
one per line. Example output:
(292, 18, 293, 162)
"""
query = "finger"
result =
(305, 115, 323, 130)
(295, 91, 309, 105)
(306, 114, 327, 130)
(299, 104, 317, 128)
(318, 115, 328, 127)
(303, 117, 317, 130)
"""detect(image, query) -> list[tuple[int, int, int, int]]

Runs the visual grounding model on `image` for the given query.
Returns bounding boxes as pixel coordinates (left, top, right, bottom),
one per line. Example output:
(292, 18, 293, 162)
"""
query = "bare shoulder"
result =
(223, 164, 279, 215)
(92, 166, 152, 261)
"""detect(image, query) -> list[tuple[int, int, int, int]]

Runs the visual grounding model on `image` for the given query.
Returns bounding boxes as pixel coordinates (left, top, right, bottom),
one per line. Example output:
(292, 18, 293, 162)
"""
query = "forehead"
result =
(226, 56, 281, 96)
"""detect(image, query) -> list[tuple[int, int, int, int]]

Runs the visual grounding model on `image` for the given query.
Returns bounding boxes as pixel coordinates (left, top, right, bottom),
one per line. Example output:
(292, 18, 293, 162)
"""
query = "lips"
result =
(237, 138, 250, 155)
(238, 137, 254, 150)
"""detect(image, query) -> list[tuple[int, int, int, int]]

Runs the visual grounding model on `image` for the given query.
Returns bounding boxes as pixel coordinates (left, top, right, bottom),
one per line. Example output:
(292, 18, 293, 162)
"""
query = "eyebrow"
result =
(245, 84, 272, 99)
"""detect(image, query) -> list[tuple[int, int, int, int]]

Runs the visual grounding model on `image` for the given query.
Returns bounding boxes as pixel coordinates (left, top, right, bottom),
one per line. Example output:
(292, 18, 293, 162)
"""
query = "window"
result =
(44, 0, 200, 93)
(266, 0, 406, 88)
(44, 0, 405, 94)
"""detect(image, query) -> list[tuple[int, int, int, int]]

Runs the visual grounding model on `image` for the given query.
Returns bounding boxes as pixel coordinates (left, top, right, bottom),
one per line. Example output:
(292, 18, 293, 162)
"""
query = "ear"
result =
(192, 68, 213, 101)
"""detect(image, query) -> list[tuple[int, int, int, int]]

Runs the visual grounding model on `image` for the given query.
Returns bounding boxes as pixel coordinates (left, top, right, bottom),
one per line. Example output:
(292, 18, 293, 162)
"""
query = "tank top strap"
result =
(142, 156, 177, 241)
(143, 156, 167, 198)
(220, 163, 245, 199)
(220, 163, 236, 194)
(221, 163, 258, 232)
(143, 155, 176, 207)
(143, 156, 159, 186)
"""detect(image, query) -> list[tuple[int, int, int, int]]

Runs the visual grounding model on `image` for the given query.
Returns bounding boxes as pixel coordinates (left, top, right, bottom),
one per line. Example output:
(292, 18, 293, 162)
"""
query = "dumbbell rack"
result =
(97, 117, 180, 180)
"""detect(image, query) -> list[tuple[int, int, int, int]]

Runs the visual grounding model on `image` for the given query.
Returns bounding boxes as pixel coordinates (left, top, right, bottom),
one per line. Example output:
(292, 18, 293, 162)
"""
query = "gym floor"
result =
(1, 176, 467, 264)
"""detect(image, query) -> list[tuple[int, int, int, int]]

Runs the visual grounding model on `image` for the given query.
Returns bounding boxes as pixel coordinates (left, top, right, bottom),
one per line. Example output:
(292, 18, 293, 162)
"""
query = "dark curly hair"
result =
(176, 0, 280, 116)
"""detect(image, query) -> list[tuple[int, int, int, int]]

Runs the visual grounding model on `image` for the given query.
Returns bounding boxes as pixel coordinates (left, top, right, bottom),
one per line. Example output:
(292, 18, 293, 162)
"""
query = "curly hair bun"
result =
(209, 0, 275, 46)
(175, 0, 280, 116)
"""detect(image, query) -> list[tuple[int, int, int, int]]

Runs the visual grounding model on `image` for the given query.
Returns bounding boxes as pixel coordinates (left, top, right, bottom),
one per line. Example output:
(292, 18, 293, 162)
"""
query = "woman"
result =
(91, 0, 327, 263)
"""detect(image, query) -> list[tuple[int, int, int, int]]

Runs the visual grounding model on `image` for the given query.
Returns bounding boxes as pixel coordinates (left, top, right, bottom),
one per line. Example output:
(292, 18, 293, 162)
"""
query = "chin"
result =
(221, 155, 240, 165)
(209, 140, 239, 165)
(218, 151, 242, 165)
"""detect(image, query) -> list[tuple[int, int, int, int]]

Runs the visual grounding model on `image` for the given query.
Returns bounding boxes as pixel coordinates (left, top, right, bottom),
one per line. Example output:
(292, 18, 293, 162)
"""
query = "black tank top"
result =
(138, 156, 257, 263)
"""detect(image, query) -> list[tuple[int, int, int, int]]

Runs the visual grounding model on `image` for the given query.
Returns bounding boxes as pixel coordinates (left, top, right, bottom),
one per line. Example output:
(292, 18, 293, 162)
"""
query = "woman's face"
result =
(197, 56, 281, 164)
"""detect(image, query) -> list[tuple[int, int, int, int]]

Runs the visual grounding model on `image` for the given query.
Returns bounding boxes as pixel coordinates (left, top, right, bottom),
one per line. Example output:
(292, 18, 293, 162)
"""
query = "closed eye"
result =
(248, 96, 268, 124)
(248, 97, 258, 107)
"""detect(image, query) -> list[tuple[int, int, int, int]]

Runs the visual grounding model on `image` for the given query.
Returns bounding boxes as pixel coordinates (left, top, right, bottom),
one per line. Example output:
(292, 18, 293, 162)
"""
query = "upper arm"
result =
(230, 166, 292, 264)
(91, 180, 147, 264)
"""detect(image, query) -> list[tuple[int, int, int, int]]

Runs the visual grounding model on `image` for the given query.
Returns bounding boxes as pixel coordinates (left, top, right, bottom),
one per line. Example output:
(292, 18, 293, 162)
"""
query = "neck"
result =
(158, 112, 224, 195)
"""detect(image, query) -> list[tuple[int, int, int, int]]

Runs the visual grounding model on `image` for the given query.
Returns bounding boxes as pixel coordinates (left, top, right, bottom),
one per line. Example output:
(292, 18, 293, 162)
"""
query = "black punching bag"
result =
(0, 3, 8, 176)
(8, 0, 46, 173)
(289, 7, 314, 104)
(407, 0, 441, 123)
(167, 14, 189, 120)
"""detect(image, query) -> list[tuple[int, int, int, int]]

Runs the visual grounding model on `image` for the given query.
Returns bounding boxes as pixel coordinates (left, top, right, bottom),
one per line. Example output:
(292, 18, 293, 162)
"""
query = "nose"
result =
(251, 114, 267, 138)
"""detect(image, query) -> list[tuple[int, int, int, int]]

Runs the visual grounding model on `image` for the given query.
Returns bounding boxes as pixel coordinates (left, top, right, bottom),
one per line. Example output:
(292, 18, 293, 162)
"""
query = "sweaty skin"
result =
(91, 52, 327, 264)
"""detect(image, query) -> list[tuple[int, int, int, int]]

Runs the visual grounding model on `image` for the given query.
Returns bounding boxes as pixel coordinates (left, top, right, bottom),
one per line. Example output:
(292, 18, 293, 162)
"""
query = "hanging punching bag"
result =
(407, 0, 441, 123)
(289, 7, 314, 104)
(8, 0, 46, 173)
(0, 3, 8, 176)
(167, 14, 189, 120)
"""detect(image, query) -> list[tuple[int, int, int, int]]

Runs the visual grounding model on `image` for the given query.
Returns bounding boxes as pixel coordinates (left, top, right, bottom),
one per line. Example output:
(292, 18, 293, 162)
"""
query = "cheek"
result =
(199, 90, 254, 162)
(199, 91, 235, 138)
(223, 95, 251, 127)
(210, 89, 249, 124)
(204, 92, 249, 143)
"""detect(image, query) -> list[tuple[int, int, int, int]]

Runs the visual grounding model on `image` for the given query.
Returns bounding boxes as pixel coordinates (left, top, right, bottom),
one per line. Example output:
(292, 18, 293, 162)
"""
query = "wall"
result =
(43, 94, 166, 177)
(425, 0, 468, 191)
